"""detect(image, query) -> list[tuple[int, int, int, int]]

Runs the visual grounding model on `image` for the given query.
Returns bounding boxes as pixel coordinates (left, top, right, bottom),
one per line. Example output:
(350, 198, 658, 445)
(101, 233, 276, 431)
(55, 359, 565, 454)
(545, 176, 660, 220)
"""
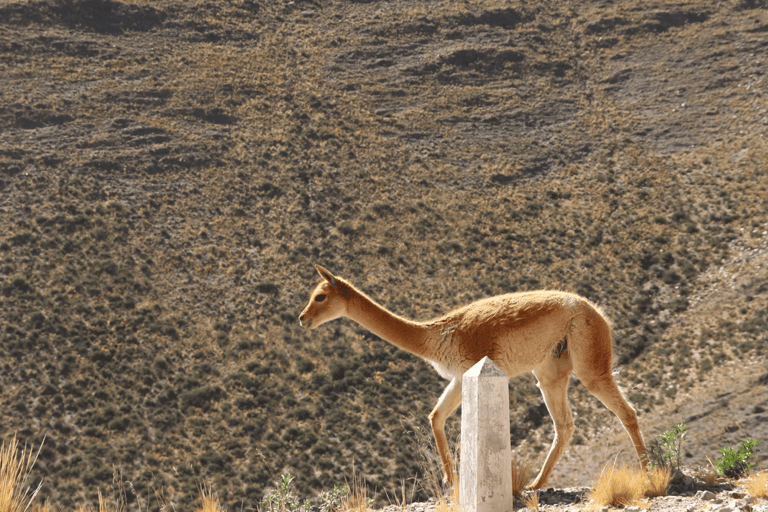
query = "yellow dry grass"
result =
(644, 467, 672, 498)
(511, 458, 535, 501)
(586, 463, 649, 510)
(522, 491, 539, 511)
(0, 435, 44, 512)
(746, 471, 768, 500)
(341, 472, 372, 512)
(701, 469, 719, 487)
(196, 485, 227, 512)
(74, 490, 124, 512)
(433, 482, 461, 512)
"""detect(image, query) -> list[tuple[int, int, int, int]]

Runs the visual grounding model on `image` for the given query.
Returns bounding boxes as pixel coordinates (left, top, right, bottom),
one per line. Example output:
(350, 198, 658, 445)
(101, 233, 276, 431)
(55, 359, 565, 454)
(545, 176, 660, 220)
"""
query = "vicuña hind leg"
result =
(569, 305, 646, 470)
(529, 355, 575, 490)
(582, 374, 646, 469)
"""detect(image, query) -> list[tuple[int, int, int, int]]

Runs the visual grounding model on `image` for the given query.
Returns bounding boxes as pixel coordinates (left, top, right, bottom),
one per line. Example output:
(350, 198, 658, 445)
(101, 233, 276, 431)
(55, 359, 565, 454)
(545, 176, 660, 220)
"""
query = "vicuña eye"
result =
(315, 294, 327, 302)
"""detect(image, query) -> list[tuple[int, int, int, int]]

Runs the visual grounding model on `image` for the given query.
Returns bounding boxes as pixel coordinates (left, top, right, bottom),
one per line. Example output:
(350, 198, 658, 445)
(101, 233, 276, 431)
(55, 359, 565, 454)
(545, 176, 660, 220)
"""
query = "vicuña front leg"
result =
(529, 359, 575, 489)
(428, 377, 462, 486)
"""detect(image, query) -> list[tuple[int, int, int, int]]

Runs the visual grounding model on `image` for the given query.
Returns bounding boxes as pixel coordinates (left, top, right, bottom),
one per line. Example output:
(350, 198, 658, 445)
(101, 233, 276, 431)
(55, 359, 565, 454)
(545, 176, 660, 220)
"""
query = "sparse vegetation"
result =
(1, 0, 767, 507)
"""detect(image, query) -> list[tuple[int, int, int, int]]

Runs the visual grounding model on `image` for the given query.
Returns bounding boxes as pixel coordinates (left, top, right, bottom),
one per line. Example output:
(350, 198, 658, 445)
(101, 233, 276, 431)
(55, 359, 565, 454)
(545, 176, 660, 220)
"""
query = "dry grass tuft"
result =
(32, 501, 56, 512)
(73, 489, 124, 512)
(702, 470, 719, 487)
(197, 485, 226, 512)
(511, 458, 535, 501)
(385, 480, 411, 512)
(342, 472, 372, 512)
(431, 471, 460, 512)
(701, 457, 723, 486)
(644, 467, 672, 498)
(406, 419, 460, 507)
(433, 491, 460, 512)
(587, 463, 648, 510)
(99, 489, 124, 512)
(746, 471, 768, 499)
(522, 491, 539, 511)
(0, 435, 44, 512)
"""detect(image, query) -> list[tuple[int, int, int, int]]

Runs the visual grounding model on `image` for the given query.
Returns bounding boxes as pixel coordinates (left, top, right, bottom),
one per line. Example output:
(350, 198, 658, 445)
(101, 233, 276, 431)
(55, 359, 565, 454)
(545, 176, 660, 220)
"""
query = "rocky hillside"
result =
(1, 0, 767, 509)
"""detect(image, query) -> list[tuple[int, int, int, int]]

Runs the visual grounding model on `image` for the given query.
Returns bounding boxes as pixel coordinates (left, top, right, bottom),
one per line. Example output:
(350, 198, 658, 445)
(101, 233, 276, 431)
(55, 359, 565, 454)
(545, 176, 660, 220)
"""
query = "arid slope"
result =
(1, 0, 767, 509)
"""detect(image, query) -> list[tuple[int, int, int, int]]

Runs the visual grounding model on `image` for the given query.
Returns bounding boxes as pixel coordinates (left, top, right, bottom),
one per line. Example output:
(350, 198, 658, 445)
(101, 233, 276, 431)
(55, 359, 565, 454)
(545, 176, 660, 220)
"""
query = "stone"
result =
(696, 490, 717, 501)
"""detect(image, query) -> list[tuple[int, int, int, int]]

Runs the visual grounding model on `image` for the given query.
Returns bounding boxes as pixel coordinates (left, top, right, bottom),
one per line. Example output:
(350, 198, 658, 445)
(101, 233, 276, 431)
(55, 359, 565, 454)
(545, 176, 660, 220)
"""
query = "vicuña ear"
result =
(315, 264, 337, 287)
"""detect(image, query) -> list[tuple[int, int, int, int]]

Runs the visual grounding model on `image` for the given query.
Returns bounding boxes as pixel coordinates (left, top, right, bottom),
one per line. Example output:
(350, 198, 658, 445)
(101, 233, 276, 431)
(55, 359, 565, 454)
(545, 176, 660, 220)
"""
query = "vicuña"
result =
(299, 264, 646, 489)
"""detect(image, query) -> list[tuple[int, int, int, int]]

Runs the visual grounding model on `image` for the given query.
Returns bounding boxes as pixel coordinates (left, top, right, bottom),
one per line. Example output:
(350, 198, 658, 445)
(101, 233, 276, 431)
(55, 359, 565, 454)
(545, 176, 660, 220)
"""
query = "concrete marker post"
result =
(460, 356, 513, 512)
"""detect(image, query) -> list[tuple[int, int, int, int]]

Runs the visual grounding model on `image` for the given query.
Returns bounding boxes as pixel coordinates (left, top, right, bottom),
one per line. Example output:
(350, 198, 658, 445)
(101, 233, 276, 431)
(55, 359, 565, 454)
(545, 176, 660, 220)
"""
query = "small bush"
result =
(317, 483, 348, 512)
(180, 385, 226, 410)
(295, 358, 314, 373)
(645, 422, 686, 471)
(714, 439, 762, 479)
(337, 221, 356, 236)
(2, 275, 33, 296)
(260, 473, 312, 512)
(235, 397, 257, 410)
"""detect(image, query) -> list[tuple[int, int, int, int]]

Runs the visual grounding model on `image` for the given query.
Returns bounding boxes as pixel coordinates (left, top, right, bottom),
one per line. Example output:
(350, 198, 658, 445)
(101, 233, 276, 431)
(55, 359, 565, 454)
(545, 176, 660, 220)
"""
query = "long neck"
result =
(345, 285, 433, 360)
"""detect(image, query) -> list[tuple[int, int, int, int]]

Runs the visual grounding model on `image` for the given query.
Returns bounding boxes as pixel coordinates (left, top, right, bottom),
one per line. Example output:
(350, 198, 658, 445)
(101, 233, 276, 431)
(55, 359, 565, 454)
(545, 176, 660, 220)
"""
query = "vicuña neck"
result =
(345, 285, 432, 359)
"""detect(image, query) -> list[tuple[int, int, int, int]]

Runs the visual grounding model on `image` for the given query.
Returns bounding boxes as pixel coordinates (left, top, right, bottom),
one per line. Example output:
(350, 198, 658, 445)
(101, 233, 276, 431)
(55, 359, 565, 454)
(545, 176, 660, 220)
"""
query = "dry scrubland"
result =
(1, 0, 768, 509)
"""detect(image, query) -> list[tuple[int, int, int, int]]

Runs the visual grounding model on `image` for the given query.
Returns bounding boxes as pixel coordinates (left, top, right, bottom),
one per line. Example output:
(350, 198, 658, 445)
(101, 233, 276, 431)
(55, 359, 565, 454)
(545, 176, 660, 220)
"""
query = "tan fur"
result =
(299, 265, 646, 489)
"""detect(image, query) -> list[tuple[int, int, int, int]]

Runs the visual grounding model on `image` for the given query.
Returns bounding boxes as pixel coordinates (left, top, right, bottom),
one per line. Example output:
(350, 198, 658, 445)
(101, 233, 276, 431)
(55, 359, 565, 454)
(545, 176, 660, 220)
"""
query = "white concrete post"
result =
(460, 357, 513, 512)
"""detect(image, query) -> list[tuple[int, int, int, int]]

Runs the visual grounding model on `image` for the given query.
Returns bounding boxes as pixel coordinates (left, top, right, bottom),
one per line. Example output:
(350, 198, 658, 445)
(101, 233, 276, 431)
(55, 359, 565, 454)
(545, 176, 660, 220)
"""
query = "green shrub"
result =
(2, 274, 33, 295)
(295, 357, 314, 373)
(715, 439, 762, 479)
(318, 483, 349, 512)
(180, 385, 225, 409)
(645, 422, 686, 470)
(290, 406, 313, 420)
(260, 473, 311, 512)
(337, 221, 356, 236)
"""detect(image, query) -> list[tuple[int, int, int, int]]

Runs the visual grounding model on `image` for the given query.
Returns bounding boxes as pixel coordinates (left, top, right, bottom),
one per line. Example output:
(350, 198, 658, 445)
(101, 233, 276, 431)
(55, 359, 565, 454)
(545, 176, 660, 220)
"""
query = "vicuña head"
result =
(298, 265, 350, 329)
(299, 264, 646, 489)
